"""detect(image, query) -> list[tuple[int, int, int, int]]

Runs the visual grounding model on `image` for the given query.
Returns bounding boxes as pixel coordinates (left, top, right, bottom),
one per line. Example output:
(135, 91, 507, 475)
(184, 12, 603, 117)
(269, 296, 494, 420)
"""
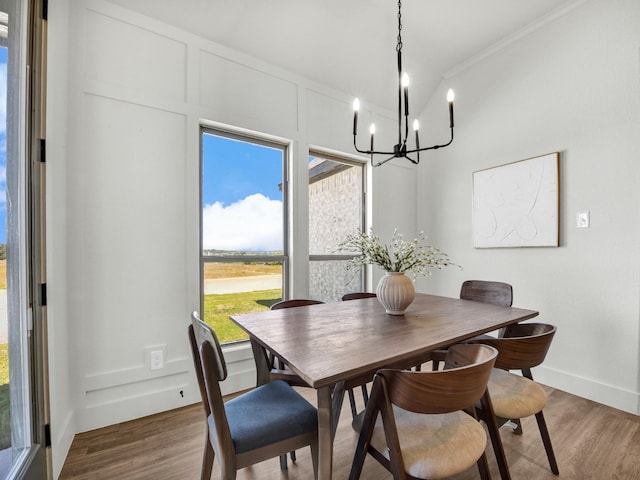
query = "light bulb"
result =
(413, 119, 420, 131)
(353, 98, 360, 111)
(401, 72, 410, 87)
(447, 89, 455, 103)
(369, 124, 376, 135)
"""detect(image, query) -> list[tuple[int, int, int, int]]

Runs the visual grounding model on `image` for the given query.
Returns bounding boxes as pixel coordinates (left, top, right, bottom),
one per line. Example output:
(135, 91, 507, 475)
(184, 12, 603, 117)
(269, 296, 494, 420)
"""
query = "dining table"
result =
(230, 293, 539, 480)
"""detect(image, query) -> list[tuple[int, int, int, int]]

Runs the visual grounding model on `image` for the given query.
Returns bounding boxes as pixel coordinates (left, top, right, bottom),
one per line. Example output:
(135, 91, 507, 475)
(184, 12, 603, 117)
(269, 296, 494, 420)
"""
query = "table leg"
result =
(317, 385, 334, 480)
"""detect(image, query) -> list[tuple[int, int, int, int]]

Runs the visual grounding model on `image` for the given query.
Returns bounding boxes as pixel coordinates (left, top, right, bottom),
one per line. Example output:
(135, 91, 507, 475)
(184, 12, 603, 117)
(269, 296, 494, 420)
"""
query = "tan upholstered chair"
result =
(349, 344, 498, 480)
(470, 323, 559, 477)
(189, 311, 318, 479)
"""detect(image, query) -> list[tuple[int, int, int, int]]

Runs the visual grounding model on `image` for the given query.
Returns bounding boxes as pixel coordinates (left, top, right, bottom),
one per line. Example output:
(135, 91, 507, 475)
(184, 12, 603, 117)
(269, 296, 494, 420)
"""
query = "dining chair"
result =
(268, 299, 325, 467)
(460, 280, 513, 307)
(349, 343, 498, 480)
(469, 323, 559, 477)
(341, 292, 377, 301)
(270, 298, 366, 428)
(341, 292, 377, 416)
(267, 299, 325, 372)
(189, 311, 319, 480)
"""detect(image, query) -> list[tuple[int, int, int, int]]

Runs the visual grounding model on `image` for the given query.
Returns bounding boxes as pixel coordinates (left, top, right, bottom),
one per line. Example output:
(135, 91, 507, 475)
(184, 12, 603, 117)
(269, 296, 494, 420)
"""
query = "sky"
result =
(201, 133, 283, 252)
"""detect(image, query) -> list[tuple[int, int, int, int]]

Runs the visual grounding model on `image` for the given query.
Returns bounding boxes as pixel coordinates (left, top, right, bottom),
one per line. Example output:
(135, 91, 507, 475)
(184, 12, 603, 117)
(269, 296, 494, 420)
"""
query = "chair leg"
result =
(510, 418, 523, 435)
(279, 454, 288, 471)
(348, 388, 358, 419)
(290, 450, 297, 462)
(477, 394, 511, 480)
(202, 437, 214, 480)
(476, 452, 492, 480)
(360, 384, 369, 405)
(534, 411, 559, 475)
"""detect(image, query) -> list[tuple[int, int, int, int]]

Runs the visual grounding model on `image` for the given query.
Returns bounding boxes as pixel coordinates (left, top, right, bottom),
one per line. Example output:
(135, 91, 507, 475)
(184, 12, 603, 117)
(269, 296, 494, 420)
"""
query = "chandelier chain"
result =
(396, 0, 403, 52)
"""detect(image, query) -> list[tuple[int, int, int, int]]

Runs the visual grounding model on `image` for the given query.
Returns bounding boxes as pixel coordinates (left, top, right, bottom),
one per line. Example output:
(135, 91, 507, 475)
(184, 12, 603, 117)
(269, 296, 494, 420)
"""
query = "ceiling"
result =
(105, 0, 585, 112)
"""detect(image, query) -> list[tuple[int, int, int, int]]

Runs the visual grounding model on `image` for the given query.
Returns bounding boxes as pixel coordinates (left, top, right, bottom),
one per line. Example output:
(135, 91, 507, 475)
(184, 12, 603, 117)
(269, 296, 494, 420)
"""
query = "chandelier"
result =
(352, 0, 455, 167)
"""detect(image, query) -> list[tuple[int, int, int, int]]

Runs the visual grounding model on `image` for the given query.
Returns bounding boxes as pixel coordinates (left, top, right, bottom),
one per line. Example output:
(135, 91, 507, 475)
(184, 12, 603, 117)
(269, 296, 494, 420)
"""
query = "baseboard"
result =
(76, 341, 257, 433)
(51, 409, 75, 480)
(535, 365, 639, 415)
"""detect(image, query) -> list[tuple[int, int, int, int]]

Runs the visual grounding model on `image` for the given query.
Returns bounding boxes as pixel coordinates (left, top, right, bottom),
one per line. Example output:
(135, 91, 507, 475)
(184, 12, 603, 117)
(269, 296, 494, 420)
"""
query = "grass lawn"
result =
(1, 343, 9, 449)
(203, 289, 281, 343)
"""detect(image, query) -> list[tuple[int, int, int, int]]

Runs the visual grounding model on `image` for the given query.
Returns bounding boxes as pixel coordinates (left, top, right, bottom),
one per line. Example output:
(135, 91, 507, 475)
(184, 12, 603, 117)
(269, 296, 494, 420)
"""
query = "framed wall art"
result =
(473, 152, 559, 248)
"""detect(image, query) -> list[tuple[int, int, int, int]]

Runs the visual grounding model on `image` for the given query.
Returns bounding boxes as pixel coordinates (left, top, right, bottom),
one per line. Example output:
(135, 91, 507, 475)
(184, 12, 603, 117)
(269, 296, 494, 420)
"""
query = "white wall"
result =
(416, 0, 640, 414)
(46, 0, 416, 476)
(47, 0, 640, 476)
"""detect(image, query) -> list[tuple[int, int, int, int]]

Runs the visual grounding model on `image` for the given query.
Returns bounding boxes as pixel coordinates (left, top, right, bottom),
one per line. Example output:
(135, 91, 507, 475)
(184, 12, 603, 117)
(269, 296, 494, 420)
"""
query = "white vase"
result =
(376, 272, 415, 315)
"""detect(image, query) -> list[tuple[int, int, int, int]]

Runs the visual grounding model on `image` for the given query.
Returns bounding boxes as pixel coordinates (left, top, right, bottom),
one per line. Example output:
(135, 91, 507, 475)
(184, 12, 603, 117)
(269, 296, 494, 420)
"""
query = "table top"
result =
(231, 293, 539, 389)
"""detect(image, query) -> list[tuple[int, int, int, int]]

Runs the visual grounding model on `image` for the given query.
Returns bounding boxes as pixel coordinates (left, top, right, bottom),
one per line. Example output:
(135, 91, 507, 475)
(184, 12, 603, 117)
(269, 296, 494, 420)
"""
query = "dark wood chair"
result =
(341, 292, 377, 301)
(189, 311, 318, 480)
(349, 344, 498, 480)
(341, 292, 377, 417)
(460, 280, 513, 307)
(268, 299, 325, 467)
(270, 298, 325, 310)
(267, 299, 325, 372)
(470, 323, 559, 477)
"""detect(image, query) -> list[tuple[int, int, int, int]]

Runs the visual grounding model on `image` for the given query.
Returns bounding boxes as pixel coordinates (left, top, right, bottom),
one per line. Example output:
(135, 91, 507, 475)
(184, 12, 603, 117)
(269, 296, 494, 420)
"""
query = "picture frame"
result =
(472, 152, 559, 248)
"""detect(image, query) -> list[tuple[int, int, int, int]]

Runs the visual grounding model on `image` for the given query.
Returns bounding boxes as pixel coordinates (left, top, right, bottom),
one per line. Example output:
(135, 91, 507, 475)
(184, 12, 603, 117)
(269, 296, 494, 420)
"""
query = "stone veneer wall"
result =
(308, 164, 363, 301)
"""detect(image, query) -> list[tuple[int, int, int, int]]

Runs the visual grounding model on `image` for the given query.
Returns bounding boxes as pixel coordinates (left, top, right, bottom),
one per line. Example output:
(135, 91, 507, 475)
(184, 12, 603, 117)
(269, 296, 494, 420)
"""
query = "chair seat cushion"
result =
(488, 368, 547, 419)
(221, 380, 317, 454)
(370, 406, 487, 479)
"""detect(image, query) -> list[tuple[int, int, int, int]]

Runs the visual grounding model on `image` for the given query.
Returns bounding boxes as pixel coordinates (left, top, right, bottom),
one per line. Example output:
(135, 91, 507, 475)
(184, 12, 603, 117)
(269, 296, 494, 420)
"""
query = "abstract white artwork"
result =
(473, 153, 559, 248)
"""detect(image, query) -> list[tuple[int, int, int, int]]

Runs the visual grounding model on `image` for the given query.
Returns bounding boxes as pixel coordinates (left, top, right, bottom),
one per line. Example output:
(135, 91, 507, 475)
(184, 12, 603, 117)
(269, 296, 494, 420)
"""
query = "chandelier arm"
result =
(404, 129, 454, 155)
(353, 136, 398, 156)
(371, 153, 399, 168)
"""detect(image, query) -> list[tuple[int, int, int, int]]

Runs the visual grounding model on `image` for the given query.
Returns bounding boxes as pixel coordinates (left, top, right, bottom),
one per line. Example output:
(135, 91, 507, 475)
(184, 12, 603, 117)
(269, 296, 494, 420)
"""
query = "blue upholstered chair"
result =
(189, 311, 318, 480)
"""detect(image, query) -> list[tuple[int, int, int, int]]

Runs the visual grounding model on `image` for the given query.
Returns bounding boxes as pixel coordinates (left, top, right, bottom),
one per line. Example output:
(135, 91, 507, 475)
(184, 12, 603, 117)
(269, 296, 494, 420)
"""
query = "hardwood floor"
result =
(59, 384, 640, 479)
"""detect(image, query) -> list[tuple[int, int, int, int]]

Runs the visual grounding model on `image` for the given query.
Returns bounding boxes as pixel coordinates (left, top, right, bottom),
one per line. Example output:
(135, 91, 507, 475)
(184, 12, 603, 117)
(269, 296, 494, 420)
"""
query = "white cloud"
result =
(202, 193, 283, 251)
(0, 62, 5, 136)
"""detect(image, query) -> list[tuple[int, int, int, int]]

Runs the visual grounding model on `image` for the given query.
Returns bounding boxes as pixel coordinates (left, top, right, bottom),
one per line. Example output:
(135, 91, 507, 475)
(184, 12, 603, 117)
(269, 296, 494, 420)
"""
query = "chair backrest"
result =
(375, 344, 498, 414)
(341, 292, 377, 301)
(460, 280, 513, 307)
(189, 311, 235, 465)
(270, 299, 324, 310)
(470, 322, 556, 371)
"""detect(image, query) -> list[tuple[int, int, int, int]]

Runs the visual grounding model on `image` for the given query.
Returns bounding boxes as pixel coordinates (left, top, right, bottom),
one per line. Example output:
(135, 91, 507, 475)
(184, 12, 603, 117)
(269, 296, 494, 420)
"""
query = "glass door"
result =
(0, 0, 49, 478)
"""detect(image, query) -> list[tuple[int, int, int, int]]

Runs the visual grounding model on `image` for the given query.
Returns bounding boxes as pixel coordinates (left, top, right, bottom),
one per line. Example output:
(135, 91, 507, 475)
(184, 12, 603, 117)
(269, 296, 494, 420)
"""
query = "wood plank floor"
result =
(59, 384, 640, 479)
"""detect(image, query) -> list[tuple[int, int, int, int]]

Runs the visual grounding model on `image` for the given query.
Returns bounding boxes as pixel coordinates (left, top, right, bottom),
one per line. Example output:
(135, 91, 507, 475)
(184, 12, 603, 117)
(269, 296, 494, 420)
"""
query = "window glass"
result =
(201, 130, 286, 343)
(308, 153, 366, 301)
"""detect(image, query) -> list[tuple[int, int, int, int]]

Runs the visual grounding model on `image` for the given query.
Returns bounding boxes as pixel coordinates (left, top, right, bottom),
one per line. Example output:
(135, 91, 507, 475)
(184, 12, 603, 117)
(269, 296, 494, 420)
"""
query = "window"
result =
(200, 128, 287, 344)
(308, 151, 367, 302)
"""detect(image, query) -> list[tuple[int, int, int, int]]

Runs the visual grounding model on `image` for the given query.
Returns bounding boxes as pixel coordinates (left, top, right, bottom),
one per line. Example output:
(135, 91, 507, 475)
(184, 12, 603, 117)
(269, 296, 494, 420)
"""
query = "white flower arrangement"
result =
(338, 228, 459, 279)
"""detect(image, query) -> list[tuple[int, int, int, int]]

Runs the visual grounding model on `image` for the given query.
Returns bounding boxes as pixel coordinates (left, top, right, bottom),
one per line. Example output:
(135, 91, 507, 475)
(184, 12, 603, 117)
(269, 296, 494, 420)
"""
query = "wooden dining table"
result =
(231, 293, 539, 480)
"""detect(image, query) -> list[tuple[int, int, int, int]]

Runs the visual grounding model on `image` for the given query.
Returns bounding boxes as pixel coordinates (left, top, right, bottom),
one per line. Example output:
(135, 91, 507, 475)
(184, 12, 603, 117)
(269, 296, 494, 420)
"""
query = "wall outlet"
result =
(145, 345, 167, 371)
(150, 350, 163, 370)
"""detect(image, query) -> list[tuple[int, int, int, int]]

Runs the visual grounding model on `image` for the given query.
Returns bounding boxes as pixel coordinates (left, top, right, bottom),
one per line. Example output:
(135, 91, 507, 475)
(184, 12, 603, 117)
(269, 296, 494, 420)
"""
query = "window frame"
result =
(198, 126, 290, 340)
(308, 148, 369, 294)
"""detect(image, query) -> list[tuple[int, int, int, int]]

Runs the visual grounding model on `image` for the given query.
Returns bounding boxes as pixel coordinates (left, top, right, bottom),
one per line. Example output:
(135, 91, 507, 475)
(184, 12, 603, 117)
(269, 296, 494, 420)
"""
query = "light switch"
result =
(576, 211, 590, 228)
